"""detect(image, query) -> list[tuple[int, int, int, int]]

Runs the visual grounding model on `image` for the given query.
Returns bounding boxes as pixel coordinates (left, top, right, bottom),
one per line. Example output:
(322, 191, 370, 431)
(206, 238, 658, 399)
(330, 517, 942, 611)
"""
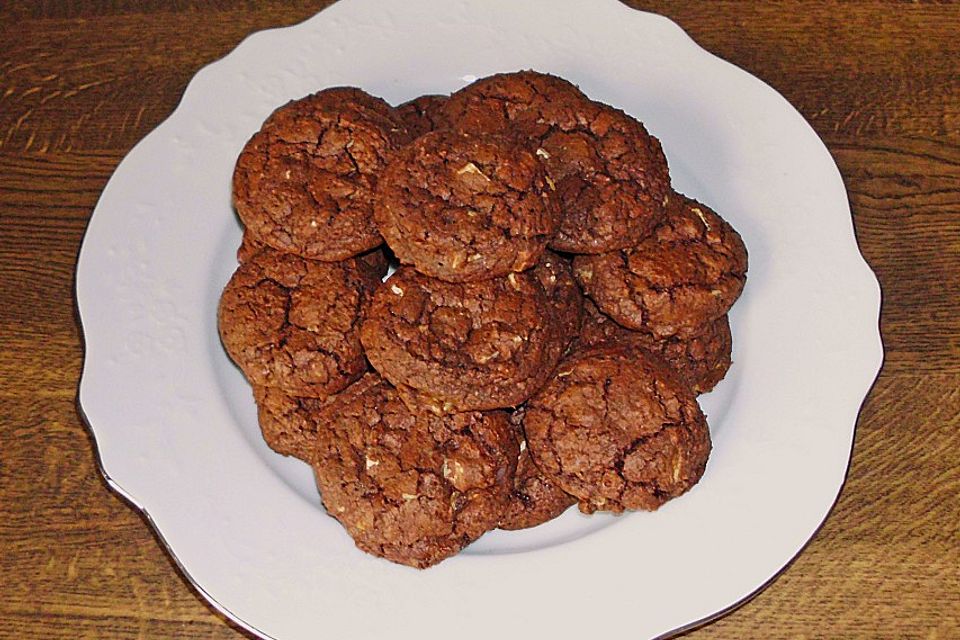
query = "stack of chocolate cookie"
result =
(218, 71, 748, 568)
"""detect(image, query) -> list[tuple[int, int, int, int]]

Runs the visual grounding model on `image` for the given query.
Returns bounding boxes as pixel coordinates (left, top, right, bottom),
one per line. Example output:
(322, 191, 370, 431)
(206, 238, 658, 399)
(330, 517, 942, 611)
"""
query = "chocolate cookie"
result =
(499, 421, 576, 530)
(218, 247, 382, 397)
(312, 373, 518, 568)
(542, 103, 671, 253)
(574, 193, 748, 338)
(523, 344, 711, 513)
(252, 385, 335, 461)
(374, 130, 560, 282)
(579, 300, 732, 394)
(444, 71, 670, 253)
(532, 250, 583, 348)
(233, 87, 406, 261)
(443, 70, 592, 140)
(396, 94, 450, 139)
(360, 267, 565, 411)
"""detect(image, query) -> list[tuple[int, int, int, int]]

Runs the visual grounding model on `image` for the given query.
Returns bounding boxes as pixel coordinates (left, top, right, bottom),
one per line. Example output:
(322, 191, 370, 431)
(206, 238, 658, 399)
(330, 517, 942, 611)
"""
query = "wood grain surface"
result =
(1, 1, 958, 638)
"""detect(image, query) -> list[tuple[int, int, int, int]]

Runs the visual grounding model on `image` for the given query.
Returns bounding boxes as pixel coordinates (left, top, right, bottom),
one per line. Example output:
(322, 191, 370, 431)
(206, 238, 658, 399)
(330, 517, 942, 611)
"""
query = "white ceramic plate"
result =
(76, 1, 882, 638)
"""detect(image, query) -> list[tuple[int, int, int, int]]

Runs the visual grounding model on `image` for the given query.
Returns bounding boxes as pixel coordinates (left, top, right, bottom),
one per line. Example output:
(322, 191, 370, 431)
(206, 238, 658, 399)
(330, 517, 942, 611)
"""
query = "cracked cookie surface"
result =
(532, 250, 583, 350)
(252, 385, 336, 461)
(523, 343, 711, 514)
(233, 87, 405, 261)
(443, 70, 670, 253)
(312, 373, 518, 568)
(574, 192, 748, 338)
(499, 419, 576, 530)
(218, 246, 382, 397)
(360, 267, 565, 411)
(443, 70, 592, 140)
(374, 130, 559, 282)
(543, 103, 671, 253)
(578, 300, 732, 394)
(396, 94, 451, 139)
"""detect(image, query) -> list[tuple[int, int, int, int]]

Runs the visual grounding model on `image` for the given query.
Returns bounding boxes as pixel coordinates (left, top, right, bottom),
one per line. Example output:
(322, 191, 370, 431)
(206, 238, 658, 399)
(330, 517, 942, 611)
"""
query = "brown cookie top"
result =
(218, 247, 382, 397)
(443, 70, 592, 140)
(374, 130, 560, 282)
(531, 250, 584, 349)
(499, 421, 576, 530)
(233, 87, 405, 261)
(579, 300, 732, 394)
(360, 267, 565, 411)
(543, 103, 671, 253)
(312, 373, 518, 568)
(444, 71, 670, 253)
(523, 344, 711, 514)
(252, 385, 335, 461)
(396, 94, 450, 139)
(573, 193, 748, 338)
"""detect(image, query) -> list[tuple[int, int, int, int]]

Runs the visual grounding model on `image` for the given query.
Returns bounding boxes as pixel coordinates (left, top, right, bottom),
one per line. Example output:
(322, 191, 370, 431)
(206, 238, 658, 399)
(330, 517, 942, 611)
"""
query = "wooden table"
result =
(2, 1, 957, 638)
